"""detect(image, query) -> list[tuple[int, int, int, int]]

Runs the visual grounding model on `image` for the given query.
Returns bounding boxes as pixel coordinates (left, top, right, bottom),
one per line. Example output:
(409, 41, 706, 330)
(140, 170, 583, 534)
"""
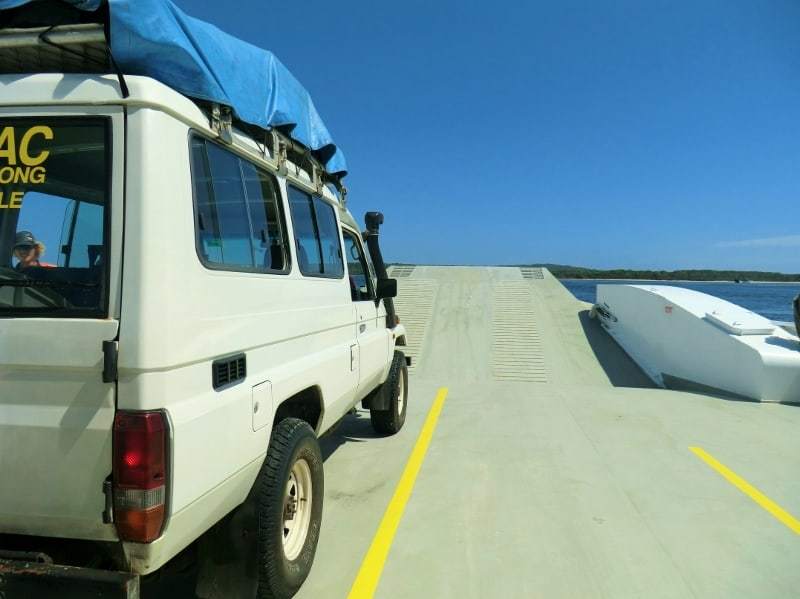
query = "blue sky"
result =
(176, 0, 800, 272)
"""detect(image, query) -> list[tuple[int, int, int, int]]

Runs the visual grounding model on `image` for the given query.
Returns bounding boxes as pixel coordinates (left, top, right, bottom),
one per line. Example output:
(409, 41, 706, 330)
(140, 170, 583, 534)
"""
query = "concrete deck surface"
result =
(300, 266, 800, 599)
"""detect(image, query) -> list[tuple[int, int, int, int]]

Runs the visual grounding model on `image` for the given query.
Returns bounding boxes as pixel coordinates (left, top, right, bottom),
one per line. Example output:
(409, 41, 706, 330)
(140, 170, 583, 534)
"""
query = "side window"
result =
(191, 138, 223, 263)
(242, 162, 287, 271)
(203, 142, 253, 267)
(190, 137, 289, 273)
(313, 198, 344, 278)
(343, 230, 373, 301)
(287, 187, 323, 275)
(287, 186, 344, 278)
(362, 237, 378, 286)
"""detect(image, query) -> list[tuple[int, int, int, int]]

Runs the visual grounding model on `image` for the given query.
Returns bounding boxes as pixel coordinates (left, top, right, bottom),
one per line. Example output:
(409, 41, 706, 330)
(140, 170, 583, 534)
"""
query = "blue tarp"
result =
(0, 0, 347, 175)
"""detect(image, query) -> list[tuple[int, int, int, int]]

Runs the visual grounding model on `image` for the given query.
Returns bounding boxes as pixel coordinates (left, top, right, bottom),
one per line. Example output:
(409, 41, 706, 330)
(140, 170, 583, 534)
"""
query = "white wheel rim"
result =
(396, 370, 405, 417)
(282, 458, 312, 561)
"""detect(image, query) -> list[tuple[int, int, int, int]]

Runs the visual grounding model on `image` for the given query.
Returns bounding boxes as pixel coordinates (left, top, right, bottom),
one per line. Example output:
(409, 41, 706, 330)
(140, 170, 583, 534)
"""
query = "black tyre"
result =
(370, 351, 408, 435)
(256, 418, 324, 599)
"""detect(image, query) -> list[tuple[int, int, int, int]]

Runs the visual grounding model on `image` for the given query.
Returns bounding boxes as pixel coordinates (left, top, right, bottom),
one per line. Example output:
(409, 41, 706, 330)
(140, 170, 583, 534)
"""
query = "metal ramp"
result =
(392, 279, 437, 373)
(520, 267, 545, 280)
(390, 265, 415, 278)
(491, 281, 548, 383)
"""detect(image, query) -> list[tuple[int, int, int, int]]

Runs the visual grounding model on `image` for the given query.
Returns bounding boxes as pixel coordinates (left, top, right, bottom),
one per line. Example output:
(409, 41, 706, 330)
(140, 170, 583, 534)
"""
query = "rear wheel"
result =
(256, 418, 323, 599)
(370, 351, 408, 435)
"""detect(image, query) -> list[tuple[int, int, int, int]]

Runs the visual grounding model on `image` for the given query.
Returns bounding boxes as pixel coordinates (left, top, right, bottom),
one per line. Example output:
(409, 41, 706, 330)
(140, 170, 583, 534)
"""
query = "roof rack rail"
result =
(0, 23, 109, 73)
(269, 129, 348, 207)
(199, 101, 346, 206)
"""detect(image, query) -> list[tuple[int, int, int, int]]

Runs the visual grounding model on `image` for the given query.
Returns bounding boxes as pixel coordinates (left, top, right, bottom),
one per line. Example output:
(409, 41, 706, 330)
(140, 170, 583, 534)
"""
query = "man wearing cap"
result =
(13, 231, 54, 271)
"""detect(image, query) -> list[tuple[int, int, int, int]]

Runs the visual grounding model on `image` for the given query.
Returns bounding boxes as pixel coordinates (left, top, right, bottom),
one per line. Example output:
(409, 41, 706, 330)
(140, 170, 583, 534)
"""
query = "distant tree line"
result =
(521, 264, 800, 282)
(386, 263, 800, 282)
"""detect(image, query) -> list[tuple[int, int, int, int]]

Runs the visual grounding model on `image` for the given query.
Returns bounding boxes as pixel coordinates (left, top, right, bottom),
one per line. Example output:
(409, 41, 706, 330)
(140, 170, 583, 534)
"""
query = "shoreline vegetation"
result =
(526, 265, 800, 283)
(388, 264, 800, 283)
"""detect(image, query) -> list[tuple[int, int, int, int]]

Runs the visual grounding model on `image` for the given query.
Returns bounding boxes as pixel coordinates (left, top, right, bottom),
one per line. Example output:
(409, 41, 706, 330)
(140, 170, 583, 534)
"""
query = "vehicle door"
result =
(343, 228, 388, 393)
(0, 110, 123, 540)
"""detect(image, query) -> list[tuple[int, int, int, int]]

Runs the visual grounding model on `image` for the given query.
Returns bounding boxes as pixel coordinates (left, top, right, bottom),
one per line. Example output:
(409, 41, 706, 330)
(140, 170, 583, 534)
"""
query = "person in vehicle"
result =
(13, 231, 54, 270)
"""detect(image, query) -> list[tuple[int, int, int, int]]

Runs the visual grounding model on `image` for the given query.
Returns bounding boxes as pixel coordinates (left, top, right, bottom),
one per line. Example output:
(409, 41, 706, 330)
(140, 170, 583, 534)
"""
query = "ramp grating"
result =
(492, 282, 548, 383)
(520, 267, 545, 280)
(390, 265, 416, 278)
(393, 280, 437, 373)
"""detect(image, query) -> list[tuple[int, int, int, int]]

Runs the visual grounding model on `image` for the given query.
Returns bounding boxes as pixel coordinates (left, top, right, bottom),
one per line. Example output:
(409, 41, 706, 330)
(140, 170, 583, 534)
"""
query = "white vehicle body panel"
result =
(596, 284, 800, 404)
(0, 74, 401, 574)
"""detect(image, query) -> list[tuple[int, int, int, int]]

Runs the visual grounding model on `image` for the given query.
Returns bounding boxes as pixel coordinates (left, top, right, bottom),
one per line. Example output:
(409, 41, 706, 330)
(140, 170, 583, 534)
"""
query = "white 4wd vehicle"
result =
(0, 72, 409, 598)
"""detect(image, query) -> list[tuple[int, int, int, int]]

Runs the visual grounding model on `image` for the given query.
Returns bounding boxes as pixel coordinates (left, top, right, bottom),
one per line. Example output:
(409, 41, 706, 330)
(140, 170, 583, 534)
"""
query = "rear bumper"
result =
(0, 557, 139, 599)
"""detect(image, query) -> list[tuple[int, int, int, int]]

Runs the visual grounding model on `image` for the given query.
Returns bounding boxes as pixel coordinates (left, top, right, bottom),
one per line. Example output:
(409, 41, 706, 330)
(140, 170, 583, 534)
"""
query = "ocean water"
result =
(561, 279, 800, 322)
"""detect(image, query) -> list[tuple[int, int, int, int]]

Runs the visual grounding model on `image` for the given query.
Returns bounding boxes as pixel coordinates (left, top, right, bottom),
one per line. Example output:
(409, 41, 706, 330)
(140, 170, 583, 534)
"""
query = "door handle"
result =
(359, 323, 367, 333)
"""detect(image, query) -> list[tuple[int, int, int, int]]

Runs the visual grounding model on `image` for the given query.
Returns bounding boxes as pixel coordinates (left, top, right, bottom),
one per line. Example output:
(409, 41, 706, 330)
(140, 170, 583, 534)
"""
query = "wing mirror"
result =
(376, 278, 397, 300)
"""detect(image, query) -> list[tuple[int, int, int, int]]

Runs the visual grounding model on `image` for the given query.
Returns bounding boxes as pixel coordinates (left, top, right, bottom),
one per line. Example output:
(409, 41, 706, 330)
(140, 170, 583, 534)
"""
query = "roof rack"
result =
(202, 101, 347, 206)
(0, 23, 109, 73)
(269, 127, 348, 207)
(0, 22, 348, 207)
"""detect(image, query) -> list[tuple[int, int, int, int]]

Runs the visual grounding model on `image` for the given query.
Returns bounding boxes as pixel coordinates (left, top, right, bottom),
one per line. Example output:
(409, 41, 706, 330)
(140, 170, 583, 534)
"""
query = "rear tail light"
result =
(113, 411, 169, 543)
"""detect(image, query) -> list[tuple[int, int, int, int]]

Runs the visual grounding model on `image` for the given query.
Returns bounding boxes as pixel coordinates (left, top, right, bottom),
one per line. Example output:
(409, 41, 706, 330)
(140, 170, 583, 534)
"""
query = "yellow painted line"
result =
(690, 446, 800, 535)
(347, 387, 450, 599)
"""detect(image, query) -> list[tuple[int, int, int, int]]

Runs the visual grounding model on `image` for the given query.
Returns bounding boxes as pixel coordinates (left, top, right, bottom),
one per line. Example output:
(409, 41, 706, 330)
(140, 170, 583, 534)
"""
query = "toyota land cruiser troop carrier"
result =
(0, 1, 409, 597)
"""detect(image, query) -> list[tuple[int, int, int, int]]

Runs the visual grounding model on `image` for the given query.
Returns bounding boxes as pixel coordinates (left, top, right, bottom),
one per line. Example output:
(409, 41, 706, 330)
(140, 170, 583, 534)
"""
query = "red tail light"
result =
(113, 411, 169, 543)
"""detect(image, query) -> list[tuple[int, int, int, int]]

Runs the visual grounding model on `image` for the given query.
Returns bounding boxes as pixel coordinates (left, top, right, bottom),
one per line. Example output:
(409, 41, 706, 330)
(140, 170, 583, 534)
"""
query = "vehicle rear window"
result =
(0, 117, 110, 316)
(190, 136, 289, 273)
(287, 186, 344, 279)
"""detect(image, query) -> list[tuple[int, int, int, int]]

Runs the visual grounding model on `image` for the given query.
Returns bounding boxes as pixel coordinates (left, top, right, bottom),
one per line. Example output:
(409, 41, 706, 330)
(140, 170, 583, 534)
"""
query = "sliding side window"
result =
(190, 136, 289, 273)
(287, 186, 344, 278)
(343, 230, 374, 301)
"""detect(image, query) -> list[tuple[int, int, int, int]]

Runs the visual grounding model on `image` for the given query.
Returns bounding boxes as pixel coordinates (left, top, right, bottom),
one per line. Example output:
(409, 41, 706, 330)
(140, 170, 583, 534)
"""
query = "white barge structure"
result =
(595, 285, 800, 404)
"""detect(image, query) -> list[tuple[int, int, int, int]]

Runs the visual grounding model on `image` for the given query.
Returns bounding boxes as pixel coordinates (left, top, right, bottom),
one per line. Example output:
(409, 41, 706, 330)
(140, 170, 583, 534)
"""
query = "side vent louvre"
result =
(212, 354, 247, 390)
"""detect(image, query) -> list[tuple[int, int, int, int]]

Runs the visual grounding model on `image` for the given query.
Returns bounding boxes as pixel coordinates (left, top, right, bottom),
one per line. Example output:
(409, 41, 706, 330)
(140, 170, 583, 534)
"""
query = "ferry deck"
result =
(301, 266, 800, 599)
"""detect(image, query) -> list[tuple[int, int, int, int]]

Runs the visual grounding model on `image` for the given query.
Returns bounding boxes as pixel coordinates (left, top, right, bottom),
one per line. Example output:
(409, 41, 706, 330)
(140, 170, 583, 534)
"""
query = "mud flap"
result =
(0, 558, 139, 599)
(363, 384, 389, 411)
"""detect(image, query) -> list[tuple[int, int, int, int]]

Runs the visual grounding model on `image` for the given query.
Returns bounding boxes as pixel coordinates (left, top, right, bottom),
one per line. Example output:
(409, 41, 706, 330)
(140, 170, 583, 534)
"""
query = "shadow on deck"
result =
(578, 309, 655, 389)
(319, 409, 384, 461)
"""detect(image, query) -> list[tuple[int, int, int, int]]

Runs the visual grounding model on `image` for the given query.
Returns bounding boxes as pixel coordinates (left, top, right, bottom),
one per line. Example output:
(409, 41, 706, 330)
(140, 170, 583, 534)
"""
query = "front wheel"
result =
(256, 418, 324, 599)
(370, 351, 409, 435)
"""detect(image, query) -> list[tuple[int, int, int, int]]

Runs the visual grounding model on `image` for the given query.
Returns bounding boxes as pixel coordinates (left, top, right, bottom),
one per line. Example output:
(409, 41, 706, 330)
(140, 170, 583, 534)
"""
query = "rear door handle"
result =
(359, 323, 367, 333)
